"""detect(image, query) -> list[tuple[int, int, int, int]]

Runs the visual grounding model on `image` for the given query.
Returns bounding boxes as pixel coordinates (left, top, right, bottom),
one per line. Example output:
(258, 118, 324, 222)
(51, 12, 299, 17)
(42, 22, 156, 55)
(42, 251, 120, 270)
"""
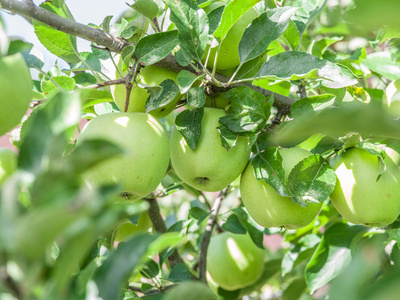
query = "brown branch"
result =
(83, 78, 126, 90)
(198, 188, 228, 283)
(146, 198, 185, 270)
(0, 0, 130, 52)
(1, 0, 297, 112)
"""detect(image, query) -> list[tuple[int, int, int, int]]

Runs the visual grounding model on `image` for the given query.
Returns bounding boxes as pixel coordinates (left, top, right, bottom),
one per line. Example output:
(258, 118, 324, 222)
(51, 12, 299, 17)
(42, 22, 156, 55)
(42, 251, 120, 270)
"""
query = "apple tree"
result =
(1, 0, 400, 299)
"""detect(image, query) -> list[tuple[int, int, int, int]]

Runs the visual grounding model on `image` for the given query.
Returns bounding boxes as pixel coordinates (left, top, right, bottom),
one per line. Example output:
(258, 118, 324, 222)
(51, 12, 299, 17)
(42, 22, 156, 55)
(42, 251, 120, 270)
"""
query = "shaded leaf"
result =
(168, 263, 192, 283)
(292, 0, 326, 35)
(290, 94, 335, 119)
(175, 108, 204, 150)
(145, 79, 180, 113)
(136, 31, 179, 64)
(187, 86, 205, 109)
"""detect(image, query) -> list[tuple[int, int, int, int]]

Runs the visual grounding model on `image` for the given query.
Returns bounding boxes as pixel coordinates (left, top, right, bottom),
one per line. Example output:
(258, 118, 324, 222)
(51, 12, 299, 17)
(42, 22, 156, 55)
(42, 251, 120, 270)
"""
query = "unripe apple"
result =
(204, 92, 230, 109)
(169, 107, 251, 192)
(330, 147, 400, 227)
(207, 232, 264, 291)
(204, 7, 259, 70)
(112, 62, 180, 118)
(76, 112, 170, 200)
(240, 147, 323, 229)
(0, 148, 17, 185)
(0, 53, 32, 136)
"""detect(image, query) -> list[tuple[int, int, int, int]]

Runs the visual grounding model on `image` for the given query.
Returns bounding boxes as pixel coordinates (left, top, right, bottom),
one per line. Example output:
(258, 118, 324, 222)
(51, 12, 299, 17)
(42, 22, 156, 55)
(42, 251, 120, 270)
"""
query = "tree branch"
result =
(0, 0, 297, 111)
(198, 188, 228, 283)
(0, 0, 130, 52)
(145, 198, 185, 270)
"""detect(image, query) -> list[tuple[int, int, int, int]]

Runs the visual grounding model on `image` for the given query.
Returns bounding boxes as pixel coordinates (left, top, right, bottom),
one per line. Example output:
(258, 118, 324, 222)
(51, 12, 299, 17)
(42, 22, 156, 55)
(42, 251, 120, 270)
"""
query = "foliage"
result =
(1, 0, 400, 299)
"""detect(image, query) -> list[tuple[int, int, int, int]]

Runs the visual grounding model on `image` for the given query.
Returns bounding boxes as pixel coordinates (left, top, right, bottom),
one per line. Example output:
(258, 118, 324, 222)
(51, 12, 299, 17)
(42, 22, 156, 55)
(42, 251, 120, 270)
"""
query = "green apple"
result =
(114, 212, 152, 242)
(330, 147, 400, 227)
(112, 62, 181, 118)
(204, 92, 230, 109)
(240, 147, 323, 229)
(207, 232, 264, 291)
(0, 53, 32, 136)
(0, 148, 17, 185)
(203, 7, 259, 70)
(76, 112, 170, 200)
(169, 107, 251, 192)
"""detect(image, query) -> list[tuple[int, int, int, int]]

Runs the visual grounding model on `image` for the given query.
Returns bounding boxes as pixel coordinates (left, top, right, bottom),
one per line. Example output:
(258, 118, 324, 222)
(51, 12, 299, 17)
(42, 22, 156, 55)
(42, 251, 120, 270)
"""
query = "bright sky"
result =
(0, 0, 129, 68)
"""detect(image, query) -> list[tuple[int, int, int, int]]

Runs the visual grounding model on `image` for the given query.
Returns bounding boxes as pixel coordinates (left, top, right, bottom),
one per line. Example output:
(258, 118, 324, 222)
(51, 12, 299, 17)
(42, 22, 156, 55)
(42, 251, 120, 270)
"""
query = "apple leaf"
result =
(239, 7, 296, 64)
(312, 136, 343, 156)
(363, 52, 400, 81)
(217, 123, 257, 151)
(305, 223, 367, 294)
(356, 141, 387, 181)
(140, 259, 160, 279)
(222, 214, 246, 234)
(135, 31, 179, 65)
(80, 89, 113, 109)
(93, 233, 158, 300)
(129, 0, 159, 20)
(167, 263, 192, 283)
(207, 5, 224, 34)
(233, 206, 264, 249)
(290, 94, 335, 119)
(252, 147, 290, 197)
(177, 70, 205, 94)
(41, 75, 76, 98)
(145, 79, 180, 113)
(33, 1, 80, 63)
(291, 0, 327, 36)
(175, 47, 193, 67)
(213, 0, 260, 40)
(256, 51, 358, 88)
(67, 51, 102, 72)
(175, 108, 204, 150)
(235, 50, 269, 80)
(163, 0, 208, 61)
(288, 154, 336, 206)
(187, 86, 206, 109)
(219, 86, 270, 133)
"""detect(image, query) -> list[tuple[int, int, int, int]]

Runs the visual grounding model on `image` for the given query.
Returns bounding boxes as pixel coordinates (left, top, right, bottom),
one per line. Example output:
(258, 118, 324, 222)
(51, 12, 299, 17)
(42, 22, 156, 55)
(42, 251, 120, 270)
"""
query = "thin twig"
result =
(198, 187, 229, 283)
(0, 266, 22, 299)
(146, 198, 185, 270)
(83, 78, 126, 90)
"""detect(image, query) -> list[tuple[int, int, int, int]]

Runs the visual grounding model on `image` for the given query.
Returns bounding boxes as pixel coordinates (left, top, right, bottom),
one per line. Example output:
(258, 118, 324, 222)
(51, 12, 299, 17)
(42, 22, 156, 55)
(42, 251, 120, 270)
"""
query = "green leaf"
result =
(217, 124, 257, 151)
(177, 70, 205, 94)
(167, 263, 192, 283)
(140, 259, 160, 279)
(136, 31, 179, 65)
(145, 79, 180, 113)
(207, 5, 224, 34)
(290, 94, 335, 119)
(175, 108, 204, 150)
(357, 141, 387, 181)
(94, 234, 158, 300)
(363, 52, 400, 81)
(80, 89, 113, 109)
(164, 282, 217, 300)
(21, 44, 45, 69)
(187, 86, 205, 109)
(18, 92, 81, 173)
(256, 51, 358, 88)
(282, 278, 307, 300)
(219, 86, 270, 133)
(239, 7, 296, 63)
(222, 214, 246, 234)
(305, 223, 367, 293)
(233, 206, 264, 249)
(213, 0, 260, 40)
(130, 0, 159, 20)
(175, 47, 193, 67)
(33, 1, 79, 63)
(41, 76, 76, 97)
(163, 0, 209, 61)
(252, 148, 289, 196)
(292, 0, 327, 36)
(189, 207, 210, 223)
(288, 155, 336, 205)
(68, 52, 102, 72)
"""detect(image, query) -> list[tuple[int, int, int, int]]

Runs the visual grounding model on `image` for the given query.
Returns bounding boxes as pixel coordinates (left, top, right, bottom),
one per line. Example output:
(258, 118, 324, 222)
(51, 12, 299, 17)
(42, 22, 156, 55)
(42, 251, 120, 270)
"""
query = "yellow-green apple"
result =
(0, 53, 32, 136)
(240, 147, 323, 229)
(112, 61, 180, 118)
(330, 147, 400, 227)
(169, 107, 250, 192)
(114, 212, 152, 242)
(76, 112, 170, 200)
(0, 148, 17, 185)
(207, 232, 264, 291)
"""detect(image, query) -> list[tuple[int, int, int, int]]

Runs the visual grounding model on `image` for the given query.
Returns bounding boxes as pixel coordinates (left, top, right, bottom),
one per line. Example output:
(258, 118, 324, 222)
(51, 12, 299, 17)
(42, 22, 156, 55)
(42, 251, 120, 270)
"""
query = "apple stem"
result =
(198, 187, 229, 283)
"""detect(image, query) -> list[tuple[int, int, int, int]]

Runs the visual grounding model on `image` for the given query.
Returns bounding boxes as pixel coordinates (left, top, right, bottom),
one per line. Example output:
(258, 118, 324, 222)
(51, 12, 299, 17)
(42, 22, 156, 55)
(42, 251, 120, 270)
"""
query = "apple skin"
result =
(204, 8, 259, 70)
(240, 147, 323, 229)
(114, 212, 152, 242)
(113, 64, 180, 118)
(207, 232, 264, 291)
(169, 107, 251, 192)
(76, 112, 170, 200)
(330, 147, 400, 227)
(0, 53, 32, 136)
(0, 148, 17, 185)
(204, 92, 230, 109)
